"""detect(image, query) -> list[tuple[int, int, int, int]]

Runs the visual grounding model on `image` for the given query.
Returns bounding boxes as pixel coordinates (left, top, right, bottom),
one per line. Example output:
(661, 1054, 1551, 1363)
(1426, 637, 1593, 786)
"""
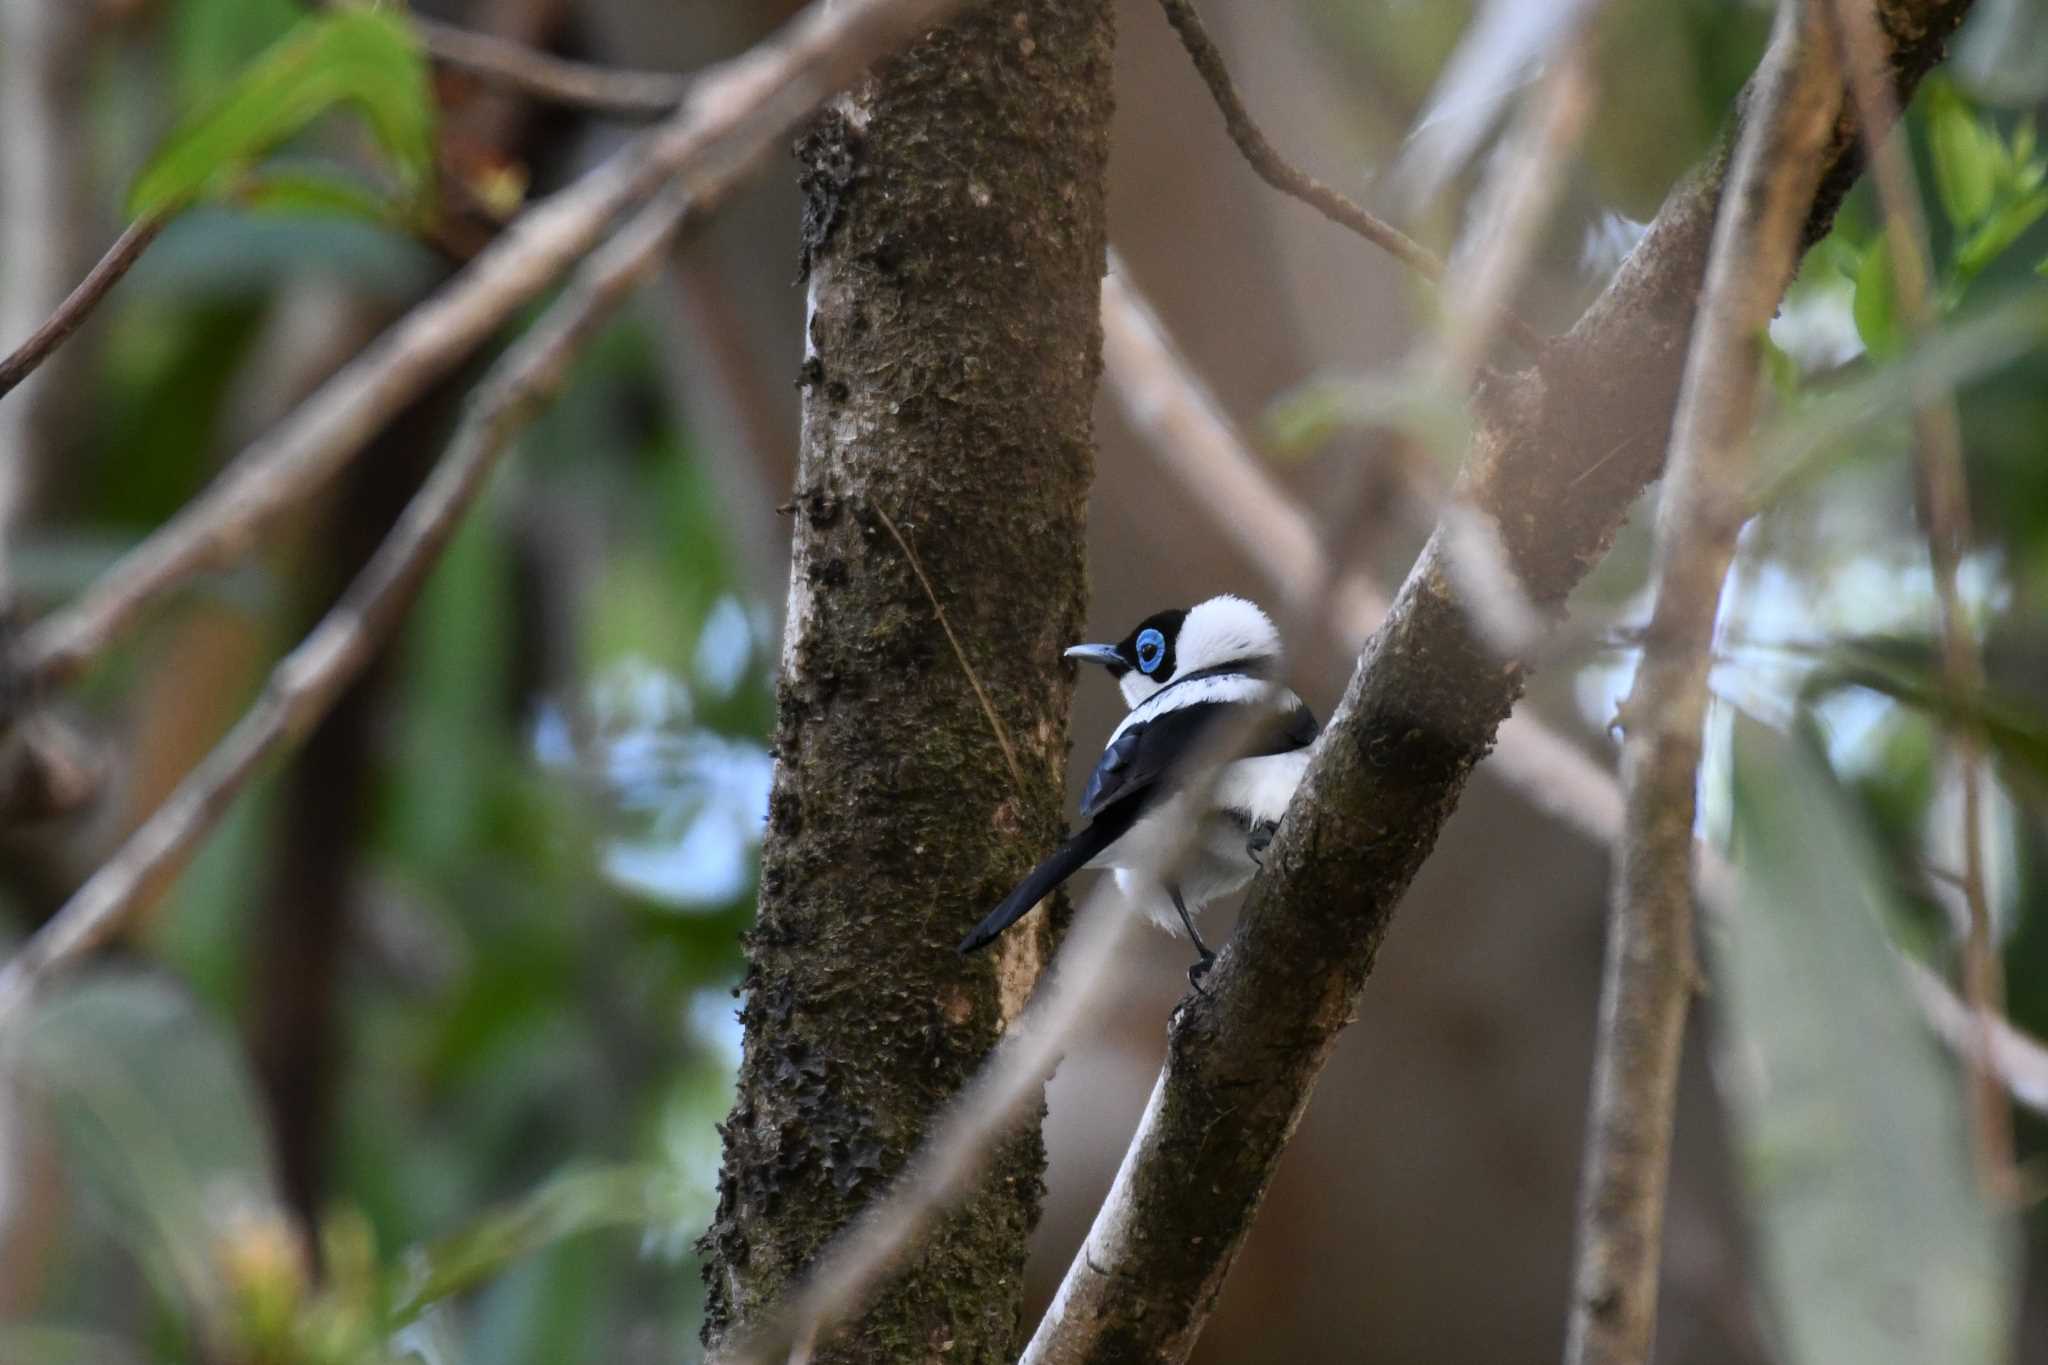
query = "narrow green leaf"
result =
(230, 162, 402, 226)
(129, 9, 433, 221)
(1751, 291, 2048, 503)
(1953, 187, 2048, 292)
(1927, 79, 1999, 231)
(1852, 236, 1903, 360)
(1717, 717, 2016, 1365)
(1796, 637, 2048, 790)
(386, 1165, 693, 1326)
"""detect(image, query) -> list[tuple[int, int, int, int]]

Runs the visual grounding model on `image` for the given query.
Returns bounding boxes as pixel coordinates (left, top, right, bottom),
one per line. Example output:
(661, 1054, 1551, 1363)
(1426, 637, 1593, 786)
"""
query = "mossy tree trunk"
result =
(700, 2, 1113, 1360)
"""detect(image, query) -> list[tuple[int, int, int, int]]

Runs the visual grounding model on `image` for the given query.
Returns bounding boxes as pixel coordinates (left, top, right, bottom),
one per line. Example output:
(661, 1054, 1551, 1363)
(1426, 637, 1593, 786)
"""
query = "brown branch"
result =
(1564, 6, 1840, 1363)
(1024, 1, 1972, 1359)
(0, 185, 692, 1026)
(1154, 0, 1548, 358)
(17, 0, 969, 690)
(0, 215, 165, 404)
(1825, 0, 2014, 1200)
(870, 501, 1030, 799)
(413, 13, 689, 119)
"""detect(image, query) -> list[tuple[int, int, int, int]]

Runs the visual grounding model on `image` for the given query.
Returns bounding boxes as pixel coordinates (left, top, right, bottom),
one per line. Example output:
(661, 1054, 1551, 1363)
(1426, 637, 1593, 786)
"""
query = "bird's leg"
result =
(1170, 886, 1216, 994)
(1246, 819, 1279, 868)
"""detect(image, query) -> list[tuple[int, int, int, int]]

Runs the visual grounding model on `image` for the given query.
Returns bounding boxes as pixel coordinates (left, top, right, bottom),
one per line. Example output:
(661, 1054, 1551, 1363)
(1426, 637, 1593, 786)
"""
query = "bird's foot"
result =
(1187, 949, 1217, 997)
(1246, 819, 1279, 868)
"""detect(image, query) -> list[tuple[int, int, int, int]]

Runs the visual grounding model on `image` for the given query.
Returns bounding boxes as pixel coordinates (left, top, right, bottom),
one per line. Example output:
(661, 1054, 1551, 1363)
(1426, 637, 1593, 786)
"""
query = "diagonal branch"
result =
(412, 13, 690, 119)
(0, 184, 693, 1026)
(16, 0, 968, 690)
(1024, 2, 1971, 1360)
(1155, 0, 1549, 357)
(0, 215, 166, 404)
(1563, 5, 1840, 1362)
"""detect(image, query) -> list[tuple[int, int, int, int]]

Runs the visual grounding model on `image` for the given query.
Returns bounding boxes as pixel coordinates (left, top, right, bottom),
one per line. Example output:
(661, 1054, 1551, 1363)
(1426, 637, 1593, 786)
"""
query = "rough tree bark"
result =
(1024, 2, 1973, 1360)
(699, 3, 1113, 1361)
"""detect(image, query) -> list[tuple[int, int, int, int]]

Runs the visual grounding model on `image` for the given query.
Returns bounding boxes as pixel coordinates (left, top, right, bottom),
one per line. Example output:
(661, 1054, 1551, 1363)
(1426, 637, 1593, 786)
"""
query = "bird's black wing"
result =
(956, 799, 1142, 954)
(1078, 697, 1317, 821)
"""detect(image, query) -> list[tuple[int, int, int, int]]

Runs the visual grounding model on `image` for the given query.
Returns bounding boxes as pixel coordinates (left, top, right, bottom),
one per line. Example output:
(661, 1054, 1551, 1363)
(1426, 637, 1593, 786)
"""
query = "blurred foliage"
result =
(1718, 717, 2015, 1365)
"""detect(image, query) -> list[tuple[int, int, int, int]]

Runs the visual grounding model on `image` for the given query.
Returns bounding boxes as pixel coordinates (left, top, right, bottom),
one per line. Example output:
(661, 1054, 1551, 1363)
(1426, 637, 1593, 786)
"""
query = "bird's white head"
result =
(1064, 595, 1283, 707)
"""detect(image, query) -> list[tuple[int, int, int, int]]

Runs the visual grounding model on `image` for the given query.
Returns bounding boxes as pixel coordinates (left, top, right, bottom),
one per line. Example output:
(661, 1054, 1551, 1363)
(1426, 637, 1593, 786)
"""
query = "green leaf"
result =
(1751, 290, 2048, 503)
(129, 8, 433, 222)
(1797, 637, 2048, 791)
(230, 161, 403, 226)
(1852, 236, 1904, 360)
(1716, 717, 2017, 1365)
(386, 1165, 694, 1326)
(1953, 187, 2048, 292)
(1927, 79, 2000, 231)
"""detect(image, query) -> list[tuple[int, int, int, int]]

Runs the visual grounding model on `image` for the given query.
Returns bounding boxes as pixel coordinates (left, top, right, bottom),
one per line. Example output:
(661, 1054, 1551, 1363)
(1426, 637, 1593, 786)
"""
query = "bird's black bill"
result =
(1063, 643, 1124, 669)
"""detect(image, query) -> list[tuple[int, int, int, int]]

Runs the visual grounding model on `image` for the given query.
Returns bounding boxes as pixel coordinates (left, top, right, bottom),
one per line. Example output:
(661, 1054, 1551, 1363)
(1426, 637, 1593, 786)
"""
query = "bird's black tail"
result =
(957, 819, 1122, 955)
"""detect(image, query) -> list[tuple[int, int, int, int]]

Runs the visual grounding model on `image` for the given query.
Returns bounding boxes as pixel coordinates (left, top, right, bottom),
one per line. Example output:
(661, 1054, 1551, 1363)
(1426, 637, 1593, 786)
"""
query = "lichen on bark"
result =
(699, 3, 1114, 1361)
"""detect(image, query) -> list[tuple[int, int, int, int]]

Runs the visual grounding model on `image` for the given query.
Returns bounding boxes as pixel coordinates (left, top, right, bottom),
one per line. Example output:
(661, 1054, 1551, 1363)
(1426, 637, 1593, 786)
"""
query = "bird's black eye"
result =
(1135, 628, 1165, 674)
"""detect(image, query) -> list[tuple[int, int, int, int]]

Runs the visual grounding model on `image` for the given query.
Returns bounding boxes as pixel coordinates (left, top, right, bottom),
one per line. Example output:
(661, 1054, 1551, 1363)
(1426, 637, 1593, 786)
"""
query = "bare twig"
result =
(1904, 956, 2048, 1121)
(1563, 7, 1840, 1365)
(413, 13, 689, 119)
(18, 0, 968, 688)
(1155, 0, 1548, 358)
(0, 216, 166, 405)
(1826, 0, 2014, 1200)
(0, 186, 693, 1026)
(871, 501, 1029, 799)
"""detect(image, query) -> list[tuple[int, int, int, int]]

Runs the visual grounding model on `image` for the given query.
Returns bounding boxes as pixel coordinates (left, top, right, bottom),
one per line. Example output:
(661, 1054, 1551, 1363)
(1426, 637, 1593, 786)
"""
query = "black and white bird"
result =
(957, 595, 1318, 987)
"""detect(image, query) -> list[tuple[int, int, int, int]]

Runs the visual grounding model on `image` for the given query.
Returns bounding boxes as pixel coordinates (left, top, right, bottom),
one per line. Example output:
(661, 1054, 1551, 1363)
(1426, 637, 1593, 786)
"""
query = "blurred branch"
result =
(0, 217, 166, 405)
(17, 0, 968, 689)
(1026, 0, 1971, 1358)
(1153, 0, 1548, 358)
(1565, 6, 1839, 1364)
(1826, 0, 2014, 1199)
(1905, 956, 2048, 1122)
(0, 185, 692, 1025)
(412, 13, 689, 119)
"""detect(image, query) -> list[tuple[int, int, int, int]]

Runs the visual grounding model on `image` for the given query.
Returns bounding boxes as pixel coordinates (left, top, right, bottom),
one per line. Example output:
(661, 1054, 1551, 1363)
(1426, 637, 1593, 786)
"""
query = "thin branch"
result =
(870, 501, 1029, 800)
(0, 215, 165, 404)
(1154, 0, 1548, 359)
(1826, 0, 2014, 1200)
(0, 185, 693, 1026)
(1564, 7, 1839, 1364)
(1904, 956, 2048, 1122)
(413, 13, 689, 120)
(17, 0, 969, 689)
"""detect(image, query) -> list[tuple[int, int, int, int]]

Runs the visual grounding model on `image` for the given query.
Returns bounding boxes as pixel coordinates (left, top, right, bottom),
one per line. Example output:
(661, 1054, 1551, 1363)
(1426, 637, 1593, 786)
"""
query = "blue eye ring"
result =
(1135, 628, 1166, 674)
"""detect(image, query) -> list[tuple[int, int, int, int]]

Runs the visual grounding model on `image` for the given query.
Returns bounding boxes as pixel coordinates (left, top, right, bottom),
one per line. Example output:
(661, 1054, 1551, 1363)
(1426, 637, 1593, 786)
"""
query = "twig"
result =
(1154, 0, 1548, 359)
(1563, 7, 1839, 1365)
(0, 185, 693, 1026)
(1826, 0, 2014, 1201)
(17, 0, 970, 689)
(413, 13, 689, 119)
(0, 215, 165, 404)
(870, 501, 1029, 799)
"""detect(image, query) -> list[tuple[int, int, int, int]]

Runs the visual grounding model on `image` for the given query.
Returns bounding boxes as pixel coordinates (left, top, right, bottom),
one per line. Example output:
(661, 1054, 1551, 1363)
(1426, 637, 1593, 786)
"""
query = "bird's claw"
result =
(1246, 819, 1279, 869)
(1187, 950, 1216, 997)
